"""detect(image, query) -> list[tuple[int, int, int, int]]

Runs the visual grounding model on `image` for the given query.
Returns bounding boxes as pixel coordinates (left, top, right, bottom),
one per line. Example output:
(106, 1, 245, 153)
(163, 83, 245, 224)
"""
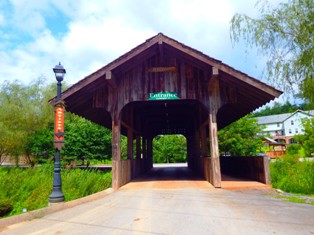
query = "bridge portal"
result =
(51, 33, 282, 189)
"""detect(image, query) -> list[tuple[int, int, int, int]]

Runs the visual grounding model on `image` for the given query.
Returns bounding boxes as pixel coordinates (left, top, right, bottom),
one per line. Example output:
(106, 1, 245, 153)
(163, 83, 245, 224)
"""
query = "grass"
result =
(0, 163, 111, 218)
(270, 154, 314, 195)
(275, 195, 308, 204)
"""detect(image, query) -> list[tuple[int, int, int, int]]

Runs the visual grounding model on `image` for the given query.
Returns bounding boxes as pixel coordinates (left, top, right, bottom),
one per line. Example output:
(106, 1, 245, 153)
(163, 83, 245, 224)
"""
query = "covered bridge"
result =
(51, 33, 282, 189)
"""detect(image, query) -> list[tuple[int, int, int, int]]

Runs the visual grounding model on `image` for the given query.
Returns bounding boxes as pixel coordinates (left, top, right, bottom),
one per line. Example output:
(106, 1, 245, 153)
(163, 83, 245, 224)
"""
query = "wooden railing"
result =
(220, 156, 270, 184)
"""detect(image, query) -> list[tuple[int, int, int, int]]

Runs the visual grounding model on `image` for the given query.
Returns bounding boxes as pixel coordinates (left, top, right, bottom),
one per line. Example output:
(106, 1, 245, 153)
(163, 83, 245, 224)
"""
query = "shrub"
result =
(270, 155, 314, 194)
(286, 144, 301, 156)
(0, 164, 111, 217)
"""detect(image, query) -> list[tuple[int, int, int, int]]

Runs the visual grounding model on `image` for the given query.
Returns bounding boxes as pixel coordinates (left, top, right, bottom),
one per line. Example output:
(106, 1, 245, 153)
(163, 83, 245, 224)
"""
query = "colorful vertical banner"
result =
(54, 104, 65, 149)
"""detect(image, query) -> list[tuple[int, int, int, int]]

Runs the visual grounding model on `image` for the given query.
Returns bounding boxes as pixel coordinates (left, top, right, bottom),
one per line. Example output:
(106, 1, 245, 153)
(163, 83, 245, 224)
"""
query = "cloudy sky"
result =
(1, 0, 278, 91)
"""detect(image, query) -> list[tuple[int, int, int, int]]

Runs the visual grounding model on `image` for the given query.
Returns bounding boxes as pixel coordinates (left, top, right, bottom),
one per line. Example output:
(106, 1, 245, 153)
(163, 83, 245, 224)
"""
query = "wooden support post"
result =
(127, 127, 133, 180)
(209, 111, 221, 188)
(112, 117, 121, 189)
(127, 128, 133, 160)
(142, 138, 147, 159)
(208, 67, 221, 188)
(186, 136, 192, 168)
(136, 135, 141, 159)
(200, 126, 207, 157)
(147, 138, 153, 169)
(263, 156, 271, 185)
(187, 133, 197, 170)
(195, 129, 201, 158)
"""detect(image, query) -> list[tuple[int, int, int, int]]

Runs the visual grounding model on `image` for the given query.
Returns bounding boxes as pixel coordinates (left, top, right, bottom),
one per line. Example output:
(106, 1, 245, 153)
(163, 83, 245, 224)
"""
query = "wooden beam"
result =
(147, 138, 153, 169)
(158, 39, 164, 66)
(146, 66, 176, 73)
(127, 107, 134, 160)
(208, 69, 221, 188)
(136, 135, 141, 159)
(106, 71, 117, 88)
(200, 126, 207, 157)
(112, 116, 121, 189)
(142, 138, 147, 159)
(121, 120, 140, 135)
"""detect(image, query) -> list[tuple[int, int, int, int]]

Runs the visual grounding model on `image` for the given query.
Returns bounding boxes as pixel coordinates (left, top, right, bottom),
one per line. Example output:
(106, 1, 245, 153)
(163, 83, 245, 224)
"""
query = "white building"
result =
(256, 110, 314, 144)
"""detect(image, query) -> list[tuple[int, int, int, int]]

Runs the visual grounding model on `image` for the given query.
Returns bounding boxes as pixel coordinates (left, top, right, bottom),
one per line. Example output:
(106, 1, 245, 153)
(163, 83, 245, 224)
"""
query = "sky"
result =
(0, 0, 287, 104)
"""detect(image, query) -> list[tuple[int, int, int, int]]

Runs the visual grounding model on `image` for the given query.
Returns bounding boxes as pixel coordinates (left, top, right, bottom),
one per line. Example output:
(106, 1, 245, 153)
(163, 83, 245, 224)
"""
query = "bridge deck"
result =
(121, 164, 271, 190)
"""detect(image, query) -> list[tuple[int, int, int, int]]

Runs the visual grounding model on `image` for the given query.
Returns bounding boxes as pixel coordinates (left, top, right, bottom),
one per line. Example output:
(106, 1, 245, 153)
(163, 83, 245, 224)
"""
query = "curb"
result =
(0, 188, 114, 228)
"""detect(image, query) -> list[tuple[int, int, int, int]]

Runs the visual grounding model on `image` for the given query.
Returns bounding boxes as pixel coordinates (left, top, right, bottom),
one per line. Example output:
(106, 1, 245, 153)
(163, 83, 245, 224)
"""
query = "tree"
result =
(230, 0, 314, 102)
(62, 114, 112, 165)
(218, 115, 264, 156)
(24, 124, 55, 164)
(153, 135, 187, 163)
(295, 118, 314, 157)
(252, 101, 308, 117)
(0, 79, 55, 164)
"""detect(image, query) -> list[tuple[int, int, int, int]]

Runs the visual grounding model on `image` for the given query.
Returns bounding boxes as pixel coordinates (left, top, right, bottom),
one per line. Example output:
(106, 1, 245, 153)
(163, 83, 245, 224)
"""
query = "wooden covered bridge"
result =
(52, 33, 282, 189)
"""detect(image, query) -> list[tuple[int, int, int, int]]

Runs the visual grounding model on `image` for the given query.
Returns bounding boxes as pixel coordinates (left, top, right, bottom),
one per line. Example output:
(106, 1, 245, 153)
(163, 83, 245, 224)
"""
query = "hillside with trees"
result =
(253, 101, 313, 117)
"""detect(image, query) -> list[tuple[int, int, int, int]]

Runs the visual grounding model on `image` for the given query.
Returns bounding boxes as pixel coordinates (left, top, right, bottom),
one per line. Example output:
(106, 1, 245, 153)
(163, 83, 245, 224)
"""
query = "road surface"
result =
(1, 164, 313, 234)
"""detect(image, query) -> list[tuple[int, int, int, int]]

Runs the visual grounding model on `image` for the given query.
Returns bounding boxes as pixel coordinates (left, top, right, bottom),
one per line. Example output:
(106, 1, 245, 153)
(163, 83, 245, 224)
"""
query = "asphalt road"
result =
(1, 165, 314, 235)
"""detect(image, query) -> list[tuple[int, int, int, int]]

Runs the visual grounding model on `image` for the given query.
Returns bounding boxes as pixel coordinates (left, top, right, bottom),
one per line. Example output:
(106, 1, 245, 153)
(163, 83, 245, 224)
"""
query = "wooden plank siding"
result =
(93, 55, 215, 116)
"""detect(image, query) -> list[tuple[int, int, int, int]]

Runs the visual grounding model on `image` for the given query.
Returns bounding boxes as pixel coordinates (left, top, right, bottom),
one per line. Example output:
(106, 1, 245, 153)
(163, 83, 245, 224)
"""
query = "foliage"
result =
(0, 79, 113, 165)
(286, 143, 301, 156)
(62, 167, 111, 201)
(270, 155, 314, 194)
(230, 0, 314, 102)
(218, 115, 264, 156)
(25, 125, 55, 164)
(62, 114, 112, 165)
(24, 113, 113, 165)
(153, 135, 187, 163)
(0, 164, 111, 217)
(0, 78, 55, 162)
(252, 101, 312, 117)
(295, 118, 314, 157)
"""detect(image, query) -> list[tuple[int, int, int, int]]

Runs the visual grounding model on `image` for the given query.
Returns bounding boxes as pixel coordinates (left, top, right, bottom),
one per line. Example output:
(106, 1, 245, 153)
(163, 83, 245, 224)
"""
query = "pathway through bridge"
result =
(1, 164, 313, 234)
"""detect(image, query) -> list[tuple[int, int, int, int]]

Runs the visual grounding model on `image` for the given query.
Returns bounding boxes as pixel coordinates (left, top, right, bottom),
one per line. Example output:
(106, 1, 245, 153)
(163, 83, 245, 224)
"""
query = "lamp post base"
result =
(49, 149, 65, 203)
(49, 191, 65, 203)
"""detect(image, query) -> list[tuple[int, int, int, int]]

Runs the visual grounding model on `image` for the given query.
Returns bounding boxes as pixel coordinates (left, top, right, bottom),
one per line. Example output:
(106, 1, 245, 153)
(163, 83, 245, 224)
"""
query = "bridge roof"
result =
(51, 33, 282, 133)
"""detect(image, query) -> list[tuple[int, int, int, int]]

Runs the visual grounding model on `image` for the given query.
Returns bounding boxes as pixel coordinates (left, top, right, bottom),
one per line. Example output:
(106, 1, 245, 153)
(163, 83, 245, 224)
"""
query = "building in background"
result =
(256, 110, 314, 145)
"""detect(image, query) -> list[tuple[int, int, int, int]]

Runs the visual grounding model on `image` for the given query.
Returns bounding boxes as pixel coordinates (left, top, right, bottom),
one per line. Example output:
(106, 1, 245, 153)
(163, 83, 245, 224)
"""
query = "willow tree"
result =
(0, 79, 55, 164)
(230, 0, 314, 102)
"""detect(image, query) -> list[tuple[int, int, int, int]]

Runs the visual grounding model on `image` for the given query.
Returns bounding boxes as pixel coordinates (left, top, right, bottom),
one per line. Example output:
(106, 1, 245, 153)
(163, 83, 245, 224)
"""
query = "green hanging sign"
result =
(148, 92, 179, 100)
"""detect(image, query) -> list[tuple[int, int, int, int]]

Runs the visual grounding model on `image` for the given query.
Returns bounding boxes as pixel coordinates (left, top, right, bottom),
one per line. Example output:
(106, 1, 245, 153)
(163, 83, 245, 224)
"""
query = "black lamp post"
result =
(49, 62, 66, 203)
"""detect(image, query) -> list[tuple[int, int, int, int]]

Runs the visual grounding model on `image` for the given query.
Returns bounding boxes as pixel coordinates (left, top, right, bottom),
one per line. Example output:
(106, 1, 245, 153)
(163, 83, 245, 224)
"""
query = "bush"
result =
(286, 144, 301, 156)
(270, 155, 314, 194)
(0, 164, 111, 217)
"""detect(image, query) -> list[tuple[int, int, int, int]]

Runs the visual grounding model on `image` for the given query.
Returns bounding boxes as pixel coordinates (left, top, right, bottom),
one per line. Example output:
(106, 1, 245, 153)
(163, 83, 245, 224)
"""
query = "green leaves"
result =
(230, 0, 314, 102)
(153, 135, 187, 163)
(218, 115, 264, 156)
(295, 118, 314, 157)
(0, 79, 112, 165)
(62, 114, 112, 164)
(0, 78, 55, 159)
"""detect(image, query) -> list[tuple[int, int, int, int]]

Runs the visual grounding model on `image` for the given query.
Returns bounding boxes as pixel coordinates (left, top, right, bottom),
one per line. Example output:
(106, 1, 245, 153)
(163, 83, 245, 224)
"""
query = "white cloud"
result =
(0, 0, 268, 87)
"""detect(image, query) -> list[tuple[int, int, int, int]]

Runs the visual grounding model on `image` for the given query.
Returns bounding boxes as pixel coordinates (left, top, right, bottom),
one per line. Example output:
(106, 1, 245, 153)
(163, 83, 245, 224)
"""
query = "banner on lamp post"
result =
(54, 103, 65, 150)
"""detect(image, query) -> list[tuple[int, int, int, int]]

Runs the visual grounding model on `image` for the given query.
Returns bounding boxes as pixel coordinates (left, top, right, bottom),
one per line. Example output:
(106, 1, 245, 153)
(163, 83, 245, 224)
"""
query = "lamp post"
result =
(49, 62, 66, 203)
